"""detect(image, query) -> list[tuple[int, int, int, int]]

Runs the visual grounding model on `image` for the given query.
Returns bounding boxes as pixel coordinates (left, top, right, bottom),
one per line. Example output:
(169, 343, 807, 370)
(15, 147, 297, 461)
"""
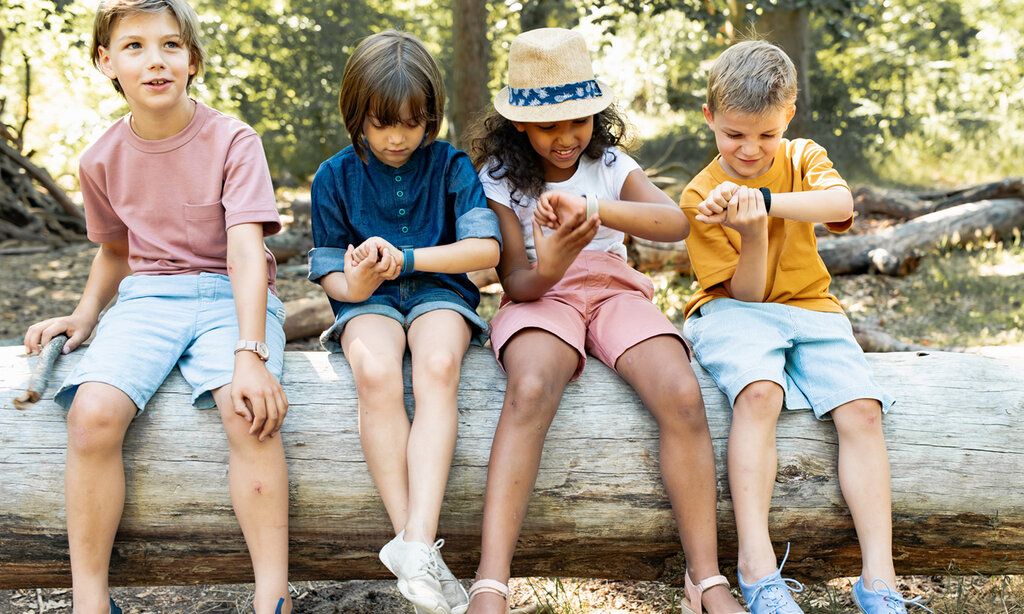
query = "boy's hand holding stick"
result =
(13, 334, 69, 409)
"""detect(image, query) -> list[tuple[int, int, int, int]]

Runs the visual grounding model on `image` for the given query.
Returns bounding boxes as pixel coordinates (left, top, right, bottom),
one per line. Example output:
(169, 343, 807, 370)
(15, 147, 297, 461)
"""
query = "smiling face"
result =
(703, 104, 794, 180)
(97, 9, 195, 117)
(514, 116, 595, 182)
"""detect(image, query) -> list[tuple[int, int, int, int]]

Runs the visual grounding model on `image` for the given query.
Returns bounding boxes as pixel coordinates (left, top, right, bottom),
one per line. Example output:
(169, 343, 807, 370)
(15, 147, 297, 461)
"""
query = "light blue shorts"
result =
(683, 298, 894, 420)
(55, 273, 286, 412)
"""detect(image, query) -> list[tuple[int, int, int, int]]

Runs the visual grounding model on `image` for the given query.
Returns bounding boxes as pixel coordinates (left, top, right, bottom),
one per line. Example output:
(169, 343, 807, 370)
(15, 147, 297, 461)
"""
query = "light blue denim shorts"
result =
(683, 298, 894, 420)
(55, 273, 286, 412)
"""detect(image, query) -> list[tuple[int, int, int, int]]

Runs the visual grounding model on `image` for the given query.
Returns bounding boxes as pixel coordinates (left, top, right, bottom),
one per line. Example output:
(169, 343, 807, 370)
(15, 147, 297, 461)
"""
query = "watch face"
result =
(256, 342, 269, 361)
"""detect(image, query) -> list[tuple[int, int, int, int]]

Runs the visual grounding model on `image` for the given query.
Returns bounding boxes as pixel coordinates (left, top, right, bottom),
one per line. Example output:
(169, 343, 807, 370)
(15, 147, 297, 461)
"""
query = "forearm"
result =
(320, 271, 369, 304)
(73, 242, 131, 321)
(226, 230, 269, 341)
(499, 264, 562, 303)
(408, 238, 500, 274)
(728, 234, 769, 301)
(596, 199, 689, 242)
(769, 187, 853, 224)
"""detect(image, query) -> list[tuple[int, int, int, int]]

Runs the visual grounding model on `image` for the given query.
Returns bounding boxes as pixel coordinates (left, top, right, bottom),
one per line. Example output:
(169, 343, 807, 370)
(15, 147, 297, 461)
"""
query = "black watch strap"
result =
(758, 187, 772, 214)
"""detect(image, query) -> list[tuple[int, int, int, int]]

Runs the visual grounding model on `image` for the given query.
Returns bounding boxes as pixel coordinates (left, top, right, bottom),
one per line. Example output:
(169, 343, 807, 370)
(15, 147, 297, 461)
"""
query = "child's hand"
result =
(535, 190, 588, 230)
(532, 215, 599, 281)
(352, 236, 401, 267)
(721, 186, 768, 238)
(231, 352, 289, 441)
(344, 243, 400, 301)
(23, 313, 97, 356)
(696, 181, 740, 224)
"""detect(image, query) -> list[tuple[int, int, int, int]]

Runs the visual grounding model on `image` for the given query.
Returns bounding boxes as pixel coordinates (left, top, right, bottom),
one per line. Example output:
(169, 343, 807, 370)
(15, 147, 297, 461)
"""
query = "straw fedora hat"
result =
(495, 27, 614, 123)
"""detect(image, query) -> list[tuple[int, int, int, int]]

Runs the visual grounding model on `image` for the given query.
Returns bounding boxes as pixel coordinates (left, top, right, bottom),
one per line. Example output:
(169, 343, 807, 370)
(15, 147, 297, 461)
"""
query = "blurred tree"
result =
(451, 0, 490, 145)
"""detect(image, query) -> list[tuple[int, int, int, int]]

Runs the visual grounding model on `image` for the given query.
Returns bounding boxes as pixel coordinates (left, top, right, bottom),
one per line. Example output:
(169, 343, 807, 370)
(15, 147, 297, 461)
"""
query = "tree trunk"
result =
(854, 178, 1024, 220)
(819, 198, 1024, 275)
(2, 347, 1023, 588)
(754, 8, 811, 138)
(519, 0, 576, 32)
(450, 0, 491, 146)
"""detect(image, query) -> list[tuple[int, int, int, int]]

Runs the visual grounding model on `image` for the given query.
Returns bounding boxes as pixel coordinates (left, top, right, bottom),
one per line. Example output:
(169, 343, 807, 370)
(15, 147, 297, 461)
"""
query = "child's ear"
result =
(785, 104, 796, 123)
(702, 104, 715, 127)
(97, 46, 117, 80)
(511, 121, 527, 133)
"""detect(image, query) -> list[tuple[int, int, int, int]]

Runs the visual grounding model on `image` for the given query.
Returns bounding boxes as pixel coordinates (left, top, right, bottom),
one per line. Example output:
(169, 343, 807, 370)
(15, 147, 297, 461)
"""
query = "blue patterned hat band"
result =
(508, 79, 603, 108)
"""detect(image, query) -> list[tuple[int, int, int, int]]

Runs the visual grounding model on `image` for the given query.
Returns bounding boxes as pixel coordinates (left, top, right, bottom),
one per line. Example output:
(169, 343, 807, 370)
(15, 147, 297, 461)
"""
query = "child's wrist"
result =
(401, 247, 415, 275)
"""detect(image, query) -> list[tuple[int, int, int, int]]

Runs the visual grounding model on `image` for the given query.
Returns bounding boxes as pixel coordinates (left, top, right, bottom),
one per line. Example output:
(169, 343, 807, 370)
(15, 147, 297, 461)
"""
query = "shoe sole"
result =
(397, 578, 451, 614)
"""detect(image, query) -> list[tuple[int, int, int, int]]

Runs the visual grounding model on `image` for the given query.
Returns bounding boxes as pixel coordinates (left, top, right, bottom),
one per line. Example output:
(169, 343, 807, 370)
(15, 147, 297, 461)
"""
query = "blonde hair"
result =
(706, 40, 797, 115)
(91, 0, 206, 95)
(339, 30, 446, 162)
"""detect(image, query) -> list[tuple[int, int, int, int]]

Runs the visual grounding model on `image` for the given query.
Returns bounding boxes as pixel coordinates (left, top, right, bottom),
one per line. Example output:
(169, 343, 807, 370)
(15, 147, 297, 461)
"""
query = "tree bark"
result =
(2, 347, 1023, 588)
(854, 178, 1024, 220)
(450, 0, 491, 146)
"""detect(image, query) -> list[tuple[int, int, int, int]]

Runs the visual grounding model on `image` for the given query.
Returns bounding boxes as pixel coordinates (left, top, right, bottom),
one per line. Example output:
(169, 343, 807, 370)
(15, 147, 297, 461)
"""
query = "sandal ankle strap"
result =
(469, 578, 509, 600)
(694, 574, 731, 593)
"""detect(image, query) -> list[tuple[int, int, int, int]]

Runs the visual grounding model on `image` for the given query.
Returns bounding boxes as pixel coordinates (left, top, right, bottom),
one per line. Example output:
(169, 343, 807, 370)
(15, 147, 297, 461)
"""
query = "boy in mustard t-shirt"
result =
(680, 41, 930, 614)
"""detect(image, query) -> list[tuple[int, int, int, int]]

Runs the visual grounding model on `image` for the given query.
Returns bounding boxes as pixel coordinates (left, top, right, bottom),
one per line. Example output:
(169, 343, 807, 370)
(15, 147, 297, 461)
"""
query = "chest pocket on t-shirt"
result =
(184, 201, 228, 259)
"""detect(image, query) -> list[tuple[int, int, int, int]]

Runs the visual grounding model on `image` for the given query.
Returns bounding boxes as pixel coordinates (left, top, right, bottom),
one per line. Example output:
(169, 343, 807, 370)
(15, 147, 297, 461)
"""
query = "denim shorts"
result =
(683, 298, 894, 420)
(55, 273, 286, 412)
(320, 275, 489, 353)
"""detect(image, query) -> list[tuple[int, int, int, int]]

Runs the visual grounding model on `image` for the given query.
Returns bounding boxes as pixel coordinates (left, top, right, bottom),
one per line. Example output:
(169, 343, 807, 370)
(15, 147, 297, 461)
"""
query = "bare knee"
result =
(733, 381, 784, 422)
(647, 379, 708, 434)
(67, 395, 130, 454)
(503, 370, 563, 426)
(833, 398, 883, 439)
(351, 358, 403, 401)
(414, 349, 462, 386)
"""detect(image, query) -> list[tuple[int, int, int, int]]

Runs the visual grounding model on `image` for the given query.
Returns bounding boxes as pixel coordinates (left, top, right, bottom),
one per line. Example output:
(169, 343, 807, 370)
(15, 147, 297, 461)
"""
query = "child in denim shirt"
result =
(308, 29, 501, 614)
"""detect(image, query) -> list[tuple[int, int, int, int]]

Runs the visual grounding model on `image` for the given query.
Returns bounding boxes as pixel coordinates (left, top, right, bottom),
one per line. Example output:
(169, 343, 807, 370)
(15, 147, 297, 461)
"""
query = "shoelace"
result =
(423, 538, 445, 578)
(747, 543, 805, 613)
(869, 579, 934, 614)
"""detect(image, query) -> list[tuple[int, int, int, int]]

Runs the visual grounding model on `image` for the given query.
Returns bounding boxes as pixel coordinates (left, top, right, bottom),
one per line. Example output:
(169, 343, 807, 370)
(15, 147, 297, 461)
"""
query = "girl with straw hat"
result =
(464, 28, 747, 614)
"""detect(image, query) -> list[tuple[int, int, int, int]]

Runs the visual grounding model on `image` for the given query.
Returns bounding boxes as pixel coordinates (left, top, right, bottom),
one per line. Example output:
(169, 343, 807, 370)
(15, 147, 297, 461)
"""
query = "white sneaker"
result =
(431, 545, 469, 614)
(379, 531, 451, 614)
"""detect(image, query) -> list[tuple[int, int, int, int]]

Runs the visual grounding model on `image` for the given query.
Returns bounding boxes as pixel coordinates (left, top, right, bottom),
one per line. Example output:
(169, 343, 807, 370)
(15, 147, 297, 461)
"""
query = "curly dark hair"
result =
(466, 105, 632, 207)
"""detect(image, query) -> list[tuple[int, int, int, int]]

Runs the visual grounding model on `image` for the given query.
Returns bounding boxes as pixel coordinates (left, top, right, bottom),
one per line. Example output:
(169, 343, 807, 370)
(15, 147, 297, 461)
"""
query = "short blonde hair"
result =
(706, 40, 797, 115)
(339, 30, 446, 162)
(92, 0, 206, 95)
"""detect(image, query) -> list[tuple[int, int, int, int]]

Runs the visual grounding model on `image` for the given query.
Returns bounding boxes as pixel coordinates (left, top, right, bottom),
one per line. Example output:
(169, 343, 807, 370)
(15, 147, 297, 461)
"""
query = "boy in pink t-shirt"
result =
(23, 1, 291, 612)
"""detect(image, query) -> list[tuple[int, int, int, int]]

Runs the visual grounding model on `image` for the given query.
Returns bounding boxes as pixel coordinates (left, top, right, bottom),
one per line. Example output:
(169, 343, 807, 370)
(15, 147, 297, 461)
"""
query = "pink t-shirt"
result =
(79, 101, 281, 291)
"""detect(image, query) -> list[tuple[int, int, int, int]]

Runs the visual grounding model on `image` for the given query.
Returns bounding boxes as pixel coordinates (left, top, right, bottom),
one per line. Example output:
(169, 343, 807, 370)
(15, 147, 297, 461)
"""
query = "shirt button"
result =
(395, 176, 402, 182)
(398, 209, 406, 215)
(397, 191, 404, 197)
(402, 226, 409, 233)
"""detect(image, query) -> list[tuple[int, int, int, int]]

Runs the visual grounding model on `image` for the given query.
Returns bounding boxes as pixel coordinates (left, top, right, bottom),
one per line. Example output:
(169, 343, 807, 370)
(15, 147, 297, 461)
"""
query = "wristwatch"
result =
(234, 340, 270, 361)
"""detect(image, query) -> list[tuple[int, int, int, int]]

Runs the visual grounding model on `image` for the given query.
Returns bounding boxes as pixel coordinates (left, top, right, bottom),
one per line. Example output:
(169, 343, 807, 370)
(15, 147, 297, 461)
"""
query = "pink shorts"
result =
(489, 251, 686, 379)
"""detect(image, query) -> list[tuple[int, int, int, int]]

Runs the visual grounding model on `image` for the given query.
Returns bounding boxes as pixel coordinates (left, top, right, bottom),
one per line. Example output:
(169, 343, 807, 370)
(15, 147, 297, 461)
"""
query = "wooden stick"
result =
(12, 334, 67, 410)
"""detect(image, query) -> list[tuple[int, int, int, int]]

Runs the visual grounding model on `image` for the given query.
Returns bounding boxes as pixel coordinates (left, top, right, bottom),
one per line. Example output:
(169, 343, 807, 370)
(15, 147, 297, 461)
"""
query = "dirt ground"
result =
(2, 213, 1023, 612)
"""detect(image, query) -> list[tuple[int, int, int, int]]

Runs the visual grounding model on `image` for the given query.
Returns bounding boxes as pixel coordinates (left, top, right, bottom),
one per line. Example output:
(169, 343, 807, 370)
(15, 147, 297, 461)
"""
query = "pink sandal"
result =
(467, 579, 510, 614)
(680, 571, 747, 613)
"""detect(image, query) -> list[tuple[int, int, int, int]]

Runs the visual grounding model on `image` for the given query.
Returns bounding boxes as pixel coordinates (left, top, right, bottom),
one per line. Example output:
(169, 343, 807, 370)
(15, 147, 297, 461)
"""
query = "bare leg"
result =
(832, 399, 897, 587)
(467, 329, 579, 614)
(730, 381, 785, 583)
(616, 336, 743, 614)
(341, 314, 410, 533)
(65, 383, 136, 614)
(213, 386, 291, 613)
(403, 310, 471, 544)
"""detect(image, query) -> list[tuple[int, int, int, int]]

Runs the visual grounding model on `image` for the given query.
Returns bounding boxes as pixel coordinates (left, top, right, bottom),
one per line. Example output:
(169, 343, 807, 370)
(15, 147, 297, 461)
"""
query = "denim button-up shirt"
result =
(308, 140, 501, 317)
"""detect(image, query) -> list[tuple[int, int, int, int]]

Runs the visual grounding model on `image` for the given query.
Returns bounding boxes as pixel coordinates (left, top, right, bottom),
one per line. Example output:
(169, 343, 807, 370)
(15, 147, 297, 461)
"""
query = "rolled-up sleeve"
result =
(308, 162, 353, 282)
(449, 153, 502, 249)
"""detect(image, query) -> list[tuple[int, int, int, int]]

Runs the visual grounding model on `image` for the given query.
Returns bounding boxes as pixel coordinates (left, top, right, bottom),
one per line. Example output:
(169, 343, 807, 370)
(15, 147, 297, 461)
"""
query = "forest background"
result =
(2, 0, 1024, 612)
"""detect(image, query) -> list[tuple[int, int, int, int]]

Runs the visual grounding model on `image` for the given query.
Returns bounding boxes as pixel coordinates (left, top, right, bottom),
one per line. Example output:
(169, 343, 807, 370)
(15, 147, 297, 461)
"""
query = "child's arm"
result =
(226, 222, 287, 441)
(493, 200, 599, 302)
(534, 170, 688, 242)
(319, 246, 400, 303)
(764, 187, 853, 224)
(353, 235, 500, 274)
(23, 238, 131, 355)
(719, 186, 769, 302)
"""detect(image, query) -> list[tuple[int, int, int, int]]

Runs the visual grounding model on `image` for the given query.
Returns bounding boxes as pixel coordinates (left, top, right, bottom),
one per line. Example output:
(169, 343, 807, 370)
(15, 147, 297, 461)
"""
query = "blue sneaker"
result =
(852, 578, 933, 613)
(109, 598, 122, 614)
(737, 544, 805, 613)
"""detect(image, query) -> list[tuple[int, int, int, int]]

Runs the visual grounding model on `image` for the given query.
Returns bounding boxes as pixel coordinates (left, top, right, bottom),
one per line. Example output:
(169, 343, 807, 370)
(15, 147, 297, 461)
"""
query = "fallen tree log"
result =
(818, 198, 1024, 275)
(2, 347, 1022, 588)
(854, 178, 1024, 219)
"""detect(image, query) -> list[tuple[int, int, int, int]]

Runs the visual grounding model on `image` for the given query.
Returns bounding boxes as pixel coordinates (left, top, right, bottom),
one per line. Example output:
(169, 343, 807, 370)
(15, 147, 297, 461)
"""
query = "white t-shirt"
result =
(478, 147, 641, 263)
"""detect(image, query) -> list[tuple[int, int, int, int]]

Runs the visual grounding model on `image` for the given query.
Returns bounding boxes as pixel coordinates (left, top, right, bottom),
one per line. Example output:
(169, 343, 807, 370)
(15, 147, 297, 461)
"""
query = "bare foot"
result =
(701, 584, 745, 614)
(466, 591, 507, 614)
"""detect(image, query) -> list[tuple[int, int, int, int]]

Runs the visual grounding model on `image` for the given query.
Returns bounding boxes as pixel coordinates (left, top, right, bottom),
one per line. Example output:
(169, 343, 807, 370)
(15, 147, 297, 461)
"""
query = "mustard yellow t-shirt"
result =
(680, 138, 852, 320)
